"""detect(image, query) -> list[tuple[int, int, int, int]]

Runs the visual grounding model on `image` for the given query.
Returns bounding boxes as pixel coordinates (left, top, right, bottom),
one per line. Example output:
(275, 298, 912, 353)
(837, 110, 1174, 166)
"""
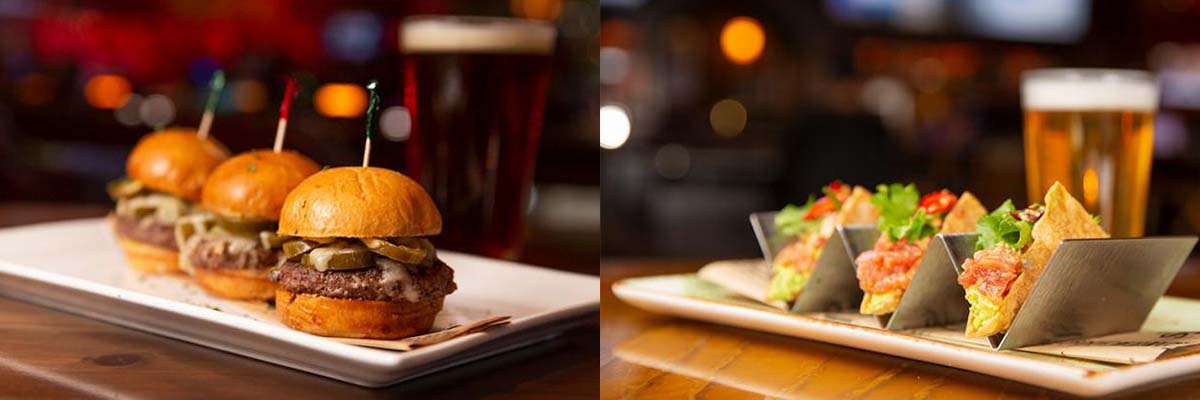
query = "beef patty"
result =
(187, 235, 281, 270)
(273, 259, 456, 303)
(111, 213, 178, 250)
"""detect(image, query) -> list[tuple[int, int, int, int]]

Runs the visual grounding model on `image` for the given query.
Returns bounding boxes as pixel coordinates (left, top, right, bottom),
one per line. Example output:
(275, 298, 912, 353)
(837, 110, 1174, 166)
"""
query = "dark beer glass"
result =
(401, 16, 555, 259)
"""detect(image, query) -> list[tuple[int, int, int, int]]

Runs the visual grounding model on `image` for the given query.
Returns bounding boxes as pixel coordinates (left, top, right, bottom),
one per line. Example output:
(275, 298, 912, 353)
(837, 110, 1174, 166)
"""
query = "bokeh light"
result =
(229, 80, 267, 113)
(84, 74, 132, 109)
(511, 0, 563, 21)
(139, 94, 175, 128)
(653, 144, 690, 179)
(709, 98, 747, 137)
(113, 93, 143, 126)
(380, 106, 412, 141)
(314, 83, 368, 118)
(323, 10, 383, 63)
(599, 104, 631, 150)
(599, 47, 630, 84)
(720, 17, 765, 65)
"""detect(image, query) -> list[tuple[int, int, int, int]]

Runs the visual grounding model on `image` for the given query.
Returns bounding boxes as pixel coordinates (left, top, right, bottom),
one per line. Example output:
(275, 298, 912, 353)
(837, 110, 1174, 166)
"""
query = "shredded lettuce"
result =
(974, 199, 1033, 251)
(775, 196, 822, 238)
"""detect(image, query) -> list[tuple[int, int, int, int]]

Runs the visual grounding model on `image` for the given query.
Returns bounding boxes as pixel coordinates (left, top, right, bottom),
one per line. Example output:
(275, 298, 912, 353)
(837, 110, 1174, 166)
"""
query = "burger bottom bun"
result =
(193, 267, 276, 301)
(113, 235, 181, 274)
(276, 289, 443, 339)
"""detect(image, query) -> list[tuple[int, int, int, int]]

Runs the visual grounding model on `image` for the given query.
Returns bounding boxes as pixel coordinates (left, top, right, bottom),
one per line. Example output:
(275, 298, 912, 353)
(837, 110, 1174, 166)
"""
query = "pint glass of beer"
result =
(401, 16, 555, 259)
(1022, 69, 1158, 237)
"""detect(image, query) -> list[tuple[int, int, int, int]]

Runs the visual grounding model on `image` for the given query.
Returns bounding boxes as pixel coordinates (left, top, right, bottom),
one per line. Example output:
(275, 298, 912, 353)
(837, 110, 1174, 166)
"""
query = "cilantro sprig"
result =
(872, 183, 937, 242)
(974, 199, 1033, 251)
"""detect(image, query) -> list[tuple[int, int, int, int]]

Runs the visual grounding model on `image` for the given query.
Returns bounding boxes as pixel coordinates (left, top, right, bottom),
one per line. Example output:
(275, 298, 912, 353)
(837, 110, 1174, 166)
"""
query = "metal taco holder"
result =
(941, 235, 1199, 350)
(885, 233, 975, 331)
(750, 212, 876, 314)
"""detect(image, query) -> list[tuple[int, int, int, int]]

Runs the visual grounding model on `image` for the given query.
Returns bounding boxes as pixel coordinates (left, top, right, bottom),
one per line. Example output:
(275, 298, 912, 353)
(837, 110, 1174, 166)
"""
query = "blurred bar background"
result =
(600, 0, 1200, 258)
(0, 0, 599, 267)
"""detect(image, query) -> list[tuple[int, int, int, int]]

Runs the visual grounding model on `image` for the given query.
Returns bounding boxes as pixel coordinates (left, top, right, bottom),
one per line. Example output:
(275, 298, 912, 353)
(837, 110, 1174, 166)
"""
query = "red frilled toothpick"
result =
(273, 76, 298, 152)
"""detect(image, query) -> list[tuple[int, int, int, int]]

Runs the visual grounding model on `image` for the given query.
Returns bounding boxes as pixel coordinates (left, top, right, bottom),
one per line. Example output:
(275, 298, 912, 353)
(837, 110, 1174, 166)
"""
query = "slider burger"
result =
(176, 150, 320, 300)
(854, 184, 986, 315)
(108, 128, 230, 273)
(273, 167, 456, 339)
(957, 182, 1107, 337)
(767, 181, 878, 303)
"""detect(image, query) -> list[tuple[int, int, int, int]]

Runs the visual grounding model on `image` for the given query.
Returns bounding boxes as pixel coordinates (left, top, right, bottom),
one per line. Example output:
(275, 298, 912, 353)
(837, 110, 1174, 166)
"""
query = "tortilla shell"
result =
(858, 190, 983, 315)
(941, 191, 986, 233)
(837, 186, 880, 225)
(972, 181, 1108, 337)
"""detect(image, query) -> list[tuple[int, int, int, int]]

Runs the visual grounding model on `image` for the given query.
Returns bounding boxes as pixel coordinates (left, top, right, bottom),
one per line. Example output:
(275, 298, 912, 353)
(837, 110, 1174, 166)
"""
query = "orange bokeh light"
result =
(84, 74, 132, 109)
(511, 0, 562, 21)
(314, 83, 367, 118)
(720, 17, 765, 65)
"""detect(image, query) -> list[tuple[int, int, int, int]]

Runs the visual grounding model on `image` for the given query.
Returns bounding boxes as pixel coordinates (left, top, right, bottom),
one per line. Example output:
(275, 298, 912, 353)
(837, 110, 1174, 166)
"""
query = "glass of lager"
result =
(1022, 69, 1158, 237)
(401, 16, 556, 259)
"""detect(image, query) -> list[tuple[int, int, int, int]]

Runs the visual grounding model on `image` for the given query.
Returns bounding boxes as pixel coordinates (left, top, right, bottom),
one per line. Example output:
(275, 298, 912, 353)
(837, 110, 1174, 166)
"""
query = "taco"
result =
(766, 181, 878, 303)
(958, 181, 1107, 337)
(854, 184, 987, 315)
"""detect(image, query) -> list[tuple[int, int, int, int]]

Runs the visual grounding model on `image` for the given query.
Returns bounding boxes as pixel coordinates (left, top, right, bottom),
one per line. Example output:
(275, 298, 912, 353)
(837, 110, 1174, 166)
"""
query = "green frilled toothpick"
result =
(197, 70, 225, 140)
(362, 79, 380, 167)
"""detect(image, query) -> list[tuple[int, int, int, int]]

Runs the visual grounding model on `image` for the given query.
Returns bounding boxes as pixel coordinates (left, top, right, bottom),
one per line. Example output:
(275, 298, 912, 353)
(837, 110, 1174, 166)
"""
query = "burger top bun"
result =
(201, 149, 321, 221)
(278, 167, 442, 238)
(126, 128, 230, 201)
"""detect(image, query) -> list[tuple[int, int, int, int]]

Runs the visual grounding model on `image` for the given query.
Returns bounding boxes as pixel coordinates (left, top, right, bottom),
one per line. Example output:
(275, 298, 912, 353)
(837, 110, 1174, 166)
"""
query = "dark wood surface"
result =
(0, 203, 599, 399)
(601, 259, 1200, 399)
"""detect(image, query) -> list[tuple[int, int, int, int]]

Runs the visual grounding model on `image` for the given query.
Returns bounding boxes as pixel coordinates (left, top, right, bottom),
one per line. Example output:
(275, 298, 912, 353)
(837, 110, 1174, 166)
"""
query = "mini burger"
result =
(176, 150, 320, 300)
(108, 128, 230, 273)
(272, 167, 456, 339)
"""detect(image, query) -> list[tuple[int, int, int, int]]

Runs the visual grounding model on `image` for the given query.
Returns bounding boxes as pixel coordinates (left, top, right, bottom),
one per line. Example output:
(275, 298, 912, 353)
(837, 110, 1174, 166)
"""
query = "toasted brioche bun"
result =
(967, 182, 1108, 337)
(127, 128, 230, 201)
(276, 289, 443, 339)
(192, 267, 276, 301)
(278, 167, 441, 238)
(113, 236, 181, 274)
(202, 150, 321, 221)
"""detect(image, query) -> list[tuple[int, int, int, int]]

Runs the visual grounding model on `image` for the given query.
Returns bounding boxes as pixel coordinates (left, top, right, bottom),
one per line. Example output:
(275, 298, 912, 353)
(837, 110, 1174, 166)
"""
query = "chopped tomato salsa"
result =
(957, 246, 1023, 303)
(803, 197, 837, 220)
(775, 233, 829, 274)
(919, 190, 958, 216)
(854, 237, 924, 293)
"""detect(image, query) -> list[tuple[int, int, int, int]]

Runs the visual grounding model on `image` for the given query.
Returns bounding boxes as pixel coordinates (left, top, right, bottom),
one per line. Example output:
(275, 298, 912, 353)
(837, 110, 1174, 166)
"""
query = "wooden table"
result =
(0, 203, 599, 399)
(601, 259, 1200, 399)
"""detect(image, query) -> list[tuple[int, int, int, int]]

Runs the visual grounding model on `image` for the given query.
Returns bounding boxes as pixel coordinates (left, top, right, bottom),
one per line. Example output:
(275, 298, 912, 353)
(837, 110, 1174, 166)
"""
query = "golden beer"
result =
(1022, 69, 1158, 237)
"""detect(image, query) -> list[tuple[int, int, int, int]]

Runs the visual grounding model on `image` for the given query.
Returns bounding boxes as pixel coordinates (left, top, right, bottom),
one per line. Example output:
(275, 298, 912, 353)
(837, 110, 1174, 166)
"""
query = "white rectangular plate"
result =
(612, 260, 1200, 397)
(0, 218, 599, 387)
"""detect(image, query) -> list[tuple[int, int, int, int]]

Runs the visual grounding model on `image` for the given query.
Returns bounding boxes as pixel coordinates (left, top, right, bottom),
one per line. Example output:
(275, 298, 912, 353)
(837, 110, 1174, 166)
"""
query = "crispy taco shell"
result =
(859, 191, 985, 315)
(965, 182, 1108, 337)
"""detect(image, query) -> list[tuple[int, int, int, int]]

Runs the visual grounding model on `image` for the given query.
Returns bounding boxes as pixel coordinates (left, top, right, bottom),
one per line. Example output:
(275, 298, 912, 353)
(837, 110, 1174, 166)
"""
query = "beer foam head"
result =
(1022, 69, 1159, 111)
(402, 16, 556, 55)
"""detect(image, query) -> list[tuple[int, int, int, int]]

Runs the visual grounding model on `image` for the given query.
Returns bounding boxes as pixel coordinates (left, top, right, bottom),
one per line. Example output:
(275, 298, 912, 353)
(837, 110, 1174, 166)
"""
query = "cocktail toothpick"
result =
(274, 76, 297, 153)
(197, 70, 225, 140)
(362, 79, 380, 168)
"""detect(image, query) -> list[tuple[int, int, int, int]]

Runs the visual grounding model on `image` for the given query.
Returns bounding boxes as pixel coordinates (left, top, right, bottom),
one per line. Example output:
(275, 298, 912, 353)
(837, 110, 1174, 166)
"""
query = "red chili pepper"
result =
(919, 190, 958, 215)
(803, 197, 837, 220)
(827, 180, 844, 191)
